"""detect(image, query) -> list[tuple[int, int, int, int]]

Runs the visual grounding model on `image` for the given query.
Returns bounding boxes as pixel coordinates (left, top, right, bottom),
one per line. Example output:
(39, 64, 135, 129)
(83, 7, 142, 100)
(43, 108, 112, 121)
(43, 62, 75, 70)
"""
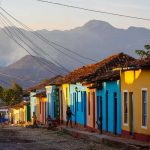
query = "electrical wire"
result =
(0, 12, 70, 74)
(37, 0, 150, 22)
(0, 6, 98, 63)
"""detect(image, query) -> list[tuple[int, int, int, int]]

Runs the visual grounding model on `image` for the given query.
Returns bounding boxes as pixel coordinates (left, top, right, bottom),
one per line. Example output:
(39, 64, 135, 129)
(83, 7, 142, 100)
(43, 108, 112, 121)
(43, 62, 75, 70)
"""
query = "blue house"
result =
(69, 83, 87, 127)
(46, 85, 60, 120)
(30, 92, 36, 117)
(96, 71, 122, 134)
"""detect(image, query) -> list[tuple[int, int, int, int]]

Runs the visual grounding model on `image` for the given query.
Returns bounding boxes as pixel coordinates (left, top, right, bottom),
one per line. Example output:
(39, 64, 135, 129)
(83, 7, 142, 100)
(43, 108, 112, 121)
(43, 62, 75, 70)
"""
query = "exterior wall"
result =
(97, 80, 121, 134)
(30, 92, 36, 121)
(59, 84, 70, 122)
(19, 108, 25, 123)
(12, 109, 19, 124)
(46, 86, 59, 120)
(86, 88, 97, 129)
(70, 83, 87, 126)
(121, 69, 150, 141)
(39, 97, 47, 124)
(36, 97, 40, 122)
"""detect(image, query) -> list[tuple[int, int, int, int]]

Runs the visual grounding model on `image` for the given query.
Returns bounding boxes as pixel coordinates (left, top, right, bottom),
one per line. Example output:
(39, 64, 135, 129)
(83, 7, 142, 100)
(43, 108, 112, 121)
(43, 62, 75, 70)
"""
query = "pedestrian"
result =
(66, 106, 73, 128)
(1, 114, 5, 128)
(32, 112, 38, 128)
(0, 113, 2, 125)
(47, 115, 52, 129)
(96, 117, 102, 134)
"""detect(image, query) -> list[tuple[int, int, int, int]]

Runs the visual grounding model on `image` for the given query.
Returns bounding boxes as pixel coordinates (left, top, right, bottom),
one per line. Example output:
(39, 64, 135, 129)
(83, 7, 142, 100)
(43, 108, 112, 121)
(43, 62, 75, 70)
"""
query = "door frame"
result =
(129, 92, 134, 135)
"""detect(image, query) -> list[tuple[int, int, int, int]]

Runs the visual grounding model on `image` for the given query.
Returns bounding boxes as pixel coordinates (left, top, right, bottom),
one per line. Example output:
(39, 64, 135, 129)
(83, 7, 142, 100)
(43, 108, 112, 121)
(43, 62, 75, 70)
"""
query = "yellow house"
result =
(59, 84, 70, 123)
(121, 58, 150, 142)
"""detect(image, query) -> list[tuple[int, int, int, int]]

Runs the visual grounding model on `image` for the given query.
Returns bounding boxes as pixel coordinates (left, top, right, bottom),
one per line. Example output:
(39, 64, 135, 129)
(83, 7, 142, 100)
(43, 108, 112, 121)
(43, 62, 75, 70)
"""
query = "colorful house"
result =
(46, 85, 60, 120)
(96, 71, 121, 134)
(85, 53, 135, 131)
(28, 75, 62, 124)
(70, 83, 87, 127)
(30, 92, 36, 121)
(10, 100, 31, 125)
(58, 53, 134, 130)
(35, 90, 47, 124)
(28, 83, 48, 124)
(121, 58, 150, 141)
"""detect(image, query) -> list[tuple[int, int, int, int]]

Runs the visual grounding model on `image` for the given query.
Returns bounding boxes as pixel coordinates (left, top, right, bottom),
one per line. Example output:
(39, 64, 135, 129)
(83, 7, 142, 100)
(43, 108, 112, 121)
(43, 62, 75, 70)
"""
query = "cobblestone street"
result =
(0, 127, 126, 150)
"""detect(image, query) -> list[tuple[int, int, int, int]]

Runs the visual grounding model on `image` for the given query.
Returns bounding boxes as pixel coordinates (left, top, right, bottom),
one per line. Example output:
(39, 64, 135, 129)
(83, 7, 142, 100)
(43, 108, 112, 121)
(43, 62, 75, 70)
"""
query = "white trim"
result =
(123, 90, 128, 126)
(141, 88, 148, 129)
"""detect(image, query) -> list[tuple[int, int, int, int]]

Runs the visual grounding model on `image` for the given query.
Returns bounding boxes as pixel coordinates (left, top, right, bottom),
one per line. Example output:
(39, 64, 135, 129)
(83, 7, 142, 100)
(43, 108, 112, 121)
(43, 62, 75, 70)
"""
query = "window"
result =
(142, 89, 148, 127)
(88, 92, 90, 115)
(124, 92, 128, 124)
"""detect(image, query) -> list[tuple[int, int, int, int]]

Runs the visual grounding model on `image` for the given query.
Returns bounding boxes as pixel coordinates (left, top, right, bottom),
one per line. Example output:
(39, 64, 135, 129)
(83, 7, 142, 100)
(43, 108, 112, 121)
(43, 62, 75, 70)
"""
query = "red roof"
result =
(26, 75, 62, 91)
(61, 53, 135, 84)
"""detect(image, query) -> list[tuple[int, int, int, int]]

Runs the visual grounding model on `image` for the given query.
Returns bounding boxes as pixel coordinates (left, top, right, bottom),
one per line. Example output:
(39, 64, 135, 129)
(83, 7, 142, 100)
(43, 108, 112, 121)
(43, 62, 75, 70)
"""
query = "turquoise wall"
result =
(70, 83, 87, 126)
(97, 80, 122, 134)
(30, 92, 36, 118)
(46, 86, 59, 120)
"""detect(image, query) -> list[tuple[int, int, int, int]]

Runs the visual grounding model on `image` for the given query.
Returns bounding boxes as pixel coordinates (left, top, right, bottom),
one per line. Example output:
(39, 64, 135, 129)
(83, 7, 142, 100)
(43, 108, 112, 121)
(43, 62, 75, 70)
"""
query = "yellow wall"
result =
(121, 69, 150, 135)
(59, 84, 70, 121)
(36, 97, 40, 121)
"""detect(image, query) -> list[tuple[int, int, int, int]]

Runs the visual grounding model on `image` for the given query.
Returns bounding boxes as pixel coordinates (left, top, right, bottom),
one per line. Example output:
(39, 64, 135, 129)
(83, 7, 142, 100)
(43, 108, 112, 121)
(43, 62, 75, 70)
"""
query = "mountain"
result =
(0, 55, 67, 88)
(0, 19, 150, 87)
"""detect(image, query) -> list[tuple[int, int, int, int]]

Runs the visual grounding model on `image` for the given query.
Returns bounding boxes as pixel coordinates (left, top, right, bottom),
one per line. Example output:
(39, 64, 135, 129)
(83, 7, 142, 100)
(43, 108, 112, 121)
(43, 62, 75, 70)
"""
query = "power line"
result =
(0, 6, 97, 63)
(37, 0, 150, 22)
(0, 16, 60, 77)
(0, 11, 70, 74)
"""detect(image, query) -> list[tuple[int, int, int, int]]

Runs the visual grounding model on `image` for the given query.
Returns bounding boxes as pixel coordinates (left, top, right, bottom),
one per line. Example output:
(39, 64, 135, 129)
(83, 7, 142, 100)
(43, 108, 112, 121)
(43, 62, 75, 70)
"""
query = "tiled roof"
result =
(126, 58, 150, 68)
(26, 75, 62, 91)
(61, 53, 135, 84)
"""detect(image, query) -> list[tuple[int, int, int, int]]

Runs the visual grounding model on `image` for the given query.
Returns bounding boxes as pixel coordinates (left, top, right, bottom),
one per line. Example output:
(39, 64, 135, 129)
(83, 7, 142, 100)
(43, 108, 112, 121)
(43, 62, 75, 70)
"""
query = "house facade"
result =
(121, 59, 150, 141)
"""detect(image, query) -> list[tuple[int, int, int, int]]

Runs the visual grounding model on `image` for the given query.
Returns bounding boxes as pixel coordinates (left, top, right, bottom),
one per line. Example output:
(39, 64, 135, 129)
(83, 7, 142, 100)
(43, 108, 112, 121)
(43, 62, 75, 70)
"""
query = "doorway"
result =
(129, 92, 134, 135)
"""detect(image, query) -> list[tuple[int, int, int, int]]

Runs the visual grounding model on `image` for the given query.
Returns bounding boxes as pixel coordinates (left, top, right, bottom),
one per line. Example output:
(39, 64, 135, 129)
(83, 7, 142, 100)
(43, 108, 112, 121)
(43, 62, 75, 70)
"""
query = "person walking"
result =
(96, 117, 102, 134)
(32, 112, 38, 128)
(1, 114, 5, 128)
(66, 107, 73, 128)
(47, 115, 52, 129)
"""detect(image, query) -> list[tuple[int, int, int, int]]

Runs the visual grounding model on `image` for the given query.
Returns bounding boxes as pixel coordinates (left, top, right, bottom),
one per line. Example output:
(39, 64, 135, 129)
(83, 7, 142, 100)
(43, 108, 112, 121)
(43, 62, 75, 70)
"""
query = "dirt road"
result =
(0, 126, 124, 150)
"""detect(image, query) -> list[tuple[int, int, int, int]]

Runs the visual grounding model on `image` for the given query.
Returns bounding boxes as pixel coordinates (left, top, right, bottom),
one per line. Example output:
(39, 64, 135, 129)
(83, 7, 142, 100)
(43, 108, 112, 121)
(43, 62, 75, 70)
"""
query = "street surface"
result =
(0, 126, 123, 150)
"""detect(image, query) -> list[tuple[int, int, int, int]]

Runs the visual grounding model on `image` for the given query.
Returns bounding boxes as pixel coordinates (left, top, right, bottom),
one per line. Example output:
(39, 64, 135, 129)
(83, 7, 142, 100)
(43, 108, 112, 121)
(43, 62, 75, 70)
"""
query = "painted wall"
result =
(97, 80, 121, 134)
(69, 83, 87, 126)
(38, 97, 47, 124)
(121, 69, 150, 137)
(59, 84, 70, 122)
(46, 86, 59, 120)
(30, 92, 36, 121)
(35, 97, 40, 122)
(86, 87, 97, 129)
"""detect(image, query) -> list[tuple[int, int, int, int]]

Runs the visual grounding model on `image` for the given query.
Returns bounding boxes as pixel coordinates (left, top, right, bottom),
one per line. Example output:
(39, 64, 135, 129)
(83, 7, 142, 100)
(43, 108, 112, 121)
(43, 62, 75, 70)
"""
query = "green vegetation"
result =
(135, 45, 150, 58)
(0, 82, 23, 106)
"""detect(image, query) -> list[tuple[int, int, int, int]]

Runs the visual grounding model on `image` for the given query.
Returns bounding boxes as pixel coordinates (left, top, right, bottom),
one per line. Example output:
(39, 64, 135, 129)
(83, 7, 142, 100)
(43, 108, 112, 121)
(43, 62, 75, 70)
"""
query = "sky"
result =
(1, 0, 150, 30)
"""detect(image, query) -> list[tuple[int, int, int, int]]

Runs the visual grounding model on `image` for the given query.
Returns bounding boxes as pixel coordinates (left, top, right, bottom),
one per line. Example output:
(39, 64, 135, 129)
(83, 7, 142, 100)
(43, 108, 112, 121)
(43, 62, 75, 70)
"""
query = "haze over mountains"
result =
(0, 20, 150, 88)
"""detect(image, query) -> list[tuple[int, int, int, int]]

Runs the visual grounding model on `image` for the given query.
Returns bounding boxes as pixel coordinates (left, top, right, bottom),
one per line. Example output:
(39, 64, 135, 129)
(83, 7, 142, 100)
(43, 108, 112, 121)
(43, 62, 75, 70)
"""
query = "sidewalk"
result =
(60, 126, 150, 150)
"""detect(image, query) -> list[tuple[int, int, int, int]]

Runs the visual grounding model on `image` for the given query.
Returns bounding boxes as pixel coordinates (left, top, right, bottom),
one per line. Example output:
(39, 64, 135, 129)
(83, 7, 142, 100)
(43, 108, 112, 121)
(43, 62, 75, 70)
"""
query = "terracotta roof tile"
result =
(62, 53, 135, 84)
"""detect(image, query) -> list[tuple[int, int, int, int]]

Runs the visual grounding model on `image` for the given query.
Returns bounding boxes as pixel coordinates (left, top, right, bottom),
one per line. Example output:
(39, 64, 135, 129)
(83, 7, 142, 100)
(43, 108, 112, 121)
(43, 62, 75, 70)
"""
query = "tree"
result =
(12, 82, 23, 105)
(135, 45, 150, 58)
(0, 82, 23, 106)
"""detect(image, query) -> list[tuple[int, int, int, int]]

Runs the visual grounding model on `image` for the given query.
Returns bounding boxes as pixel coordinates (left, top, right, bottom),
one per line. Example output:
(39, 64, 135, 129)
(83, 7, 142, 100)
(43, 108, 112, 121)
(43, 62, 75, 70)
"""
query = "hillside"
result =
(0, 55, 67, 88)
